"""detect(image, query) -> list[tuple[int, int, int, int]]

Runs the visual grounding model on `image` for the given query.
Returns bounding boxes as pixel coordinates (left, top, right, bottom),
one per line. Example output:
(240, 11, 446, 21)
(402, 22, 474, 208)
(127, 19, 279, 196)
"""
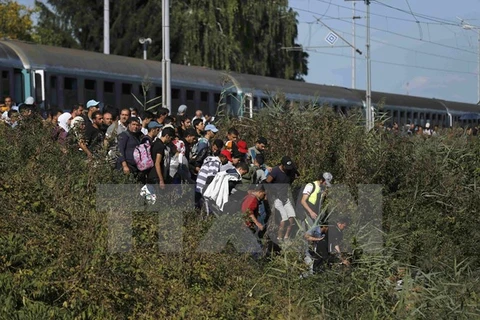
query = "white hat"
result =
(24, 97, 34, 105)
(323, 172, 333, 187)
(177, 104, 187, 114)
(425, 123, 430, 128)
(86, 100, 100, 109)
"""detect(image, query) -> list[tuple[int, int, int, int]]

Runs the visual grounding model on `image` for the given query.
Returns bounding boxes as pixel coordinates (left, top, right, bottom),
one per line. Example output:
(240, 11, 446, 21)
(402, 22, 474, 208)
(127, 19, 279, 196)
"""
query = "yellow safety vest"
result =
(307, 181, 323, 212)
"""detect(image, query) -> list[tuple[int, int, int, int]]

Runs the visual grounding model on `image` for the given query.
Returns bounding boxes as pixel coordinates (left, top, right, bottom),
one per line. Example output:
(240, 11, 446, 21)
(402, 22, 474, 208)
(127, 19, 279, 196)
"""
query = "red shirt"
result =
(241, 194, 259, 228)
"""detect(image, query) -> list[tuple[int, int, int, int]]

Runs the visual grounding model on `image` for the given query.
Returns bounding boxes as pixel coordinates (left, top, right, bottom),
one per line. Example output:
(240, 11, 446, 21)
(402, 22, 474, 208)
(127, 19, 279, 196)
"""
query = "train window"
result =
(104, 81, 114, 93)
(103, 81, 115, 107)
(172, 88, 180, 100)
(261, 98, 269, 108)
(155, 86, 162, 98)
(85, 79, 95, 90)
(84, 79, 96, 102)
(201, 91, 208, 102)
(121, 83, 134, 108)
(1, 71, 9, 97)
(186, 90, 194, 101)
(64, 77, 78, 108)
(122, 83, 131, 95)
(50, 76, 57, 89)
(49, 76, 57, 106)
(13, 70, 24, 104)
(34, 73, 42, 104)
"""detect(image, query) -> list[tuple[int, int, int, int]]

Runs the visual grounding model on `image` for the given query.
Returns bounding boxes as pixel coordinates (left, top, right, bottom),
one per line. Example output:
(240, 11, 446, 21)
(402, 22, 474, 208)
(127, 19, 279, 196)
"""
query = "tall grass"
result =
(0, 107, 479, 319)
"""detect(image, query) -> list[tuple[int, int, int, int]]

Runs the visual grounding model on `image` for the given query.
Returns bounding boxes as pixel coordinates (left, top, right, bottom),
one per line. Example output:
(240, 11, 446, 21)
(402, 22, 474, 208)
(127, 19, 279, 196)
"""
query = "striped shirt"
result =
(196, 156, 221, 193)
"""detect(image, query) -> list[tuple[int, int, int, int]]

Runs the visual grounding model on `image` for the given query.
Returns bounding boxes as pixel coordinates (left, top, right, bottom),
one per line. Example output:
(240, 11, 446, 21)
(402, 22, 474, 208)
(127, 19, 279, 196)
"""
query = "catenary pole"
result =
(104, 0, 109, 54)
(365, 0, 373, 131)
(352, 1, 356, 89)
(162, 0, 171, 113)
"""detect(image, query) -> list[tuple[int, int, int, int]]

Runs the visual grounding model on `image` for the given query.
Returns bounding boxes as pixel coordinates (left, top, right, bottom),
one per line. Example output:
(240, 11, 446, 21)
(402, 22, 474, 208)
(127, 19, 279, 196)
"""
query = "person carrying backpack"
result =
(299, 172, 333, 227)
(117, 117, 143, 176)
(134, 121, 162, 183)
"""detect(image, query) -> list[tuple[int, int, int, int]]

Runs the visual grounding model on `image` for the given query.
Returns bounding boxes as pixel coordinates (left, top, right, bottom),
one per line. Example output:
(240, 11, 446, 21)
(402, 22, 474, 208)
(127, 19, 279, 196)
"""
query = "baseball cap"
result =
(220, 149, 232, 162)
(205, 124, 218, 133)
(237, 140, 248, 153)
(24, 97, 34, 105)
(323, 172, 333, 187)
(177, 104, 187, 114)
(281, 156, 294, 170)
(86, 100, 100, 109)
(147, 121, 163, 129)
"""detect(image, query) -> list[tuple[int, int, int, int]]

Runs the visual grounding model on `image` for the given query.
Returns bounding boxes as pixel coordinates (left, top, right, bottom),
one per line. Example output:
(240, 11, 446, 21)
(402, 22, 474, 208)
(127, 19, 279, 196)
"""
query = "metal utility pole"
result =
(104, 0, 109, 54)
(162, 0, 171, 113)
(346, 0, 372, 130)
(139, 38, 152, 60)
(365, 0, 373, 131)
(352, 1, 356, 89)
(460, 19, 480, 104)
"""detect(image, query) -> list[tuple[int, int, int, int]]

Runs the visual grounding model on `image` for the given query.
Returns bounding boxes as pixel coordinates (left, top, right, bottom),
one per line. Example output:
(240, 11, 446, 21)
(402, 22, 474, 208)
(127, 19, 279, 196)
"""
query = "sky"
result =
(18, 0, 480, 104)
(289, 0, 480, 104)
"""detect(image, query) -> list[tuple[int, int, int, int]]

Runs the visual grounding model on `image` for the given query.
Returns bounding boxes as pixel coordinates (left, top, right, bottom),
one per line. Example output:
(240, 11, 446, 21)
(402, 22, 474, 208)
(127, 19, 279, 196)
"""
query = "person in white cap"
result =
(24, 96, 34, 106)
(177, 104, 187, 116)
(300, 172, 333, 227)
(85, 100, 100, 123)
(424, 122, 432, 136)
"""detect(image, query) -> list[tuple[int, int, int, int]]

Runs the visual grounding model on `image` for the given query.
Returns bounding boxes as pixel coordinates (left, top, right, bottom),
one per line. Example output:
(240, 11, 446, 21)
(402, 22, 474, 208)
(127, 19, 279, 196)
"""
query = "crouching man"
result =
(241, 184, 267, 233)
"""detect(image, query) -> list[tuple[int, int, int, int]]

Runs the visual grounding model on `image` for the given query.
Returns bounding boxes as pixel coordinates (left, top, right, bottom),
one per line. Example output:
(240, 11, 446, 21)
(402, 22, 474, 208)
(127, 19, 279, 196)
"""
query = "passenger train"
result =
(0, 39, 479, 127)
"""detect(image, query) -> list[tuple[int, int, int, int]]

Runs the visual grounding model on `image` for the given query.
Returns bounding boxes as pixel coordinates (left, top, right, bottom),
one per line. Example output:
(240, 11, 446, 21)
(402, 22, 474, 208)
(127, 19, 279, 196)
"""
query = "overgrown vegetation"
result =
(1, 107, 479, 319)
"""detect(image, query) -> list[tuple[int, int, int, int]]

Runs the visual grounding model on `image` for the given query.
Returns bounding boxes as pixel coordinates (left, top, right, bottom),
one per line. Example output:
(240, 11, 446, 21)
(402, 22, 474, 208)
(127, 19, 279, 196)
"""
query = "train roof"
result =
(0, 40, 226, 91)
(0, 39, 479, 114)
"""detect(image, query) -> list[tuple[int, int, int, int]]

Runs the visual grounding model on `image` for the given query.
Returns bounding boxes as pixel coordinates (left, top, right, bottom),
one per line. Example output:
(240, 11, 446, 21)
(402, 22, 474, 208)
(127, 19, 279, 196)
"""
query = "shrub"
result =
(0, 108, 479, 318)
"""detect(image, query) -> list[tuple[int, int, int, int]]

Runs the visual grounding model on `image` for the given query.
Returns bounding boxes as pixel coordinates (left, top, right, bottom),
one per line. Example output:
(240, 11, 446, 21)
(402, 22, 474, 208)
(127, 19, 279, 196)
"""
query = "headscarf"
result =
(71, 116, 85, 129)
(58, 112, 72, 132)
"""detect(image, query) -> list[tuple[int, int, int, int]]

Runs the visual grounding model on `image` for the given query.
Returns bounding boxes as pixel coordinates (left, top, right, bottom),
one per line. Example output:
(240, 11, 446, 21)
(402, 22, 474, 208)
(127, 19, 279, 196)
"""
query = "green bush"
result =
(0, 109, 479, 319)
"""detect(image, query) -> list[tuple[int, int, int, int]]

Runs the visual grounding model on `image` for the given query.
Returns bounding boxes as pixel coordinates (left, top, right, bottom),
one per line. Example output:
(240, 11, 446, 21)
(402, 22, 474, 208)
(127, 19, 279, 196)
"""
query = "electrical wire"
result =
(372, 0, 478, 27)
(306, 49, 477, 75)
(320, 24, 478, 64)
(307, 0, 459, 26)
(404, 0, 423, 39)
(290, 6, 478, 55)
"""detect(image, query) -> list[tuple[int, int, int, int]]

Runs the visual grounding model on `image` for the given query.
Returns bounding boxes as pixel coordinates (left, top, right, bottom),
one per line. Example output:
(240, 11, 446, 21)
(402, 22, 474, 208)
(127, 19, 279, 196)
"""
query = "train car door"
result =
(31, 70, 45, 108)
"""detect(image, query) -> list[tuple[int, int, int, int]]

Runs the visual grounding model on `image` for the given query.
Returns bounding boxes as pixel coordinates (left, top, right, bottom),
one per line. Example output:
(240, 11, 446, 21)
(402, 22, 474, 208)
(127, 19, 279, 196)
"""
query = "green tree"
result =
(32, 1, 79, 48)
(0, 0, 34, 40)
(34, 0, 308, 80)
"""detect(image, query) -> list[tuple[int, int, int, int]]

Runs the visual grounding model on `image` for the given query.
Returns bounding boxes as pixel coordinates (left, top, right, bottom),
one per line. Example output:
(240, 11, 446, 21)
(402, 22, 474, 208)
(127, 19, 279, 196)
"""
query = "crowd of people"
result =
(0, 95, 416, 274)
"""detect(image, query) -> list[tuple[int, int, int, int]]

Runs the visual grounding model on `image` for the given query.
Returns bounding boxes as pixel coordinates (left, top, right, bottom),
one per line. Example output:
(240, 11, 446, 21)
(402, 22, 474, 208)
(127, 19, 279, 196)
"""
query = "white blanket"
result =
(203, 171, 241, 211)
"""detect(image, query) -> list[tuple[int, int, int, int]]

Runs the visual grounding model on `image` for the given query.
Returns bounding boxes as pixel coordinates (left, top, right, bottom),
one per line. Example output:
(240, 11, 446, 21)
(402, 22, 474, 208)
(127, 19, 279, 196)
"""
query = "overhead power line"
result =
(318, 24, 478, 64)
(306, 49, 477, 76)
(309, 0, 460, 26)
(372, 0, 478, 27)
(290, 6, 479, 55)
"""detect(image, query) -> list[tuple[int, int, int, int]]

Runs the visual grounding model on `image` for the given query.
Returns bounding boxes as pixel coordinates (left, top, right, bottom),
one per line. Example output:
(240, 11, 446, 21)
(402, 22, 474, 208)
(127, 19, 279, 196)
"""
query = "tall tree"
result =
(34, 0, 308, 80)
(33, 1, 79, 48)
(0, 0, 34, 40)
